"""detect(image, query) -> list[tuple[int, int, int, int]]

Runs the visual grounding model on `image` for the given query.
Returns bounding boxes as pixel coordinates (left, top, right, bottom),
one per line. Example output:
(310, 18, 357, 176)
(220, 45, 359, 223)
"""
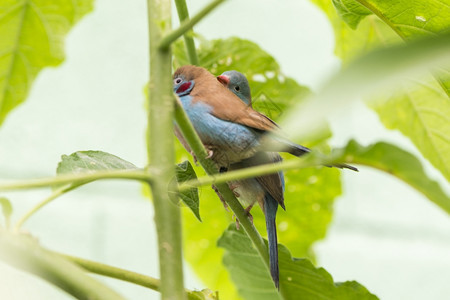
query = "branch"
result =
(159, 0, 226, 50)
(174, 0, 199, 65)
(147, 0, 186, 299)
(173, 100, 272, 278)
(57, 253, 161, 291)
(177, 155, 323, 193)
(0, 169, 151, 191)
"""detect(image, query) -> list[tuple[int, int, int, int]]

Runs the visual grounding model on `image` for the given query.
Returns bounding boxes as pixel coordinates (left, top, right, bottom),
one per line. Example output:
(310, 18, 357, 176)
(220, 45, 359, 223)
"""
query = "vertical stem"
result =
(174, 0, 199, 65)
(147, 0, 186, 299)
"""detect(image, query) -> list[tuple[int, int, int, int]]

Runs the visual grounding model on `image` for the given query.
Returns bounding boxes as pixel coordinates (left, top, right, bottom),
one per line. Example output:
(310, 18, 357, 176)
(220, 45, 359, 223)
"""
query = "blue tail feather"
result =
(264, 193, 279, 289)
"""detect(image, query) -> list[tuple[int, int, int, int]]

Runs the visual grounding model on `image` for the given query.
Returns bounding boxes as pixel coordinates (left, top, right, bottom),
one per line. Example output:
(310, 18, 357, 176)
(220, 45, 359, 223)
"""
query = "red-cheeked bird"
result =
(173, 65, 357, 289)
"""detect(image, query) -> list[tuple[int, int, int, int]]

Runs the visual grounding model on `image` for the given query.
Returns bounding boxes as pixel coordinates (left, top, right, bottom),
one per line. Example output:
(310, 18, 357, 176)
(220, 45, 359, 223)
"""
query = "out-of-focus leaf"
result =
(370, 78, 450, 182)
(217, 225, 379, 300)
(330, 140, 450, 213)
(0, 0, 94, 126)
(57, 151, 137, 174)
(0, 197, 12, 228)
(313, 0, 450, 183)
(188, 289, 219, 300)
(0, 231, 125, 300)
(173, 160, 201, 221)
(281, 33, 450, 146)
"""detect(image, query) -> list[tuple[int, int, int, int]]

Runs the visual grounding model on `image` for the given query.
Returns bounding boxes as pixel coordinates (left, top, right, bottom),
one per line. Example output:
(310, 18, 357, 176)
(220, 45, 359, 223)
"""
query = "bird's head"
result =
(217, 70, 252, 106)
(173, 65, 213, 96)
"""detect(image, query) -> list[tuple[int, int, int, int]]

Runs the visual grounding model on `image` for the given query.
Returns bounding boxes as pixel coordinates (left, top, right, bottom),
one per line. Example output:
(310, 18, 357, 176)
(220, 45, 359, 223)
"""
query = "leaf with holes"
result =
(57, 151, 137, 175)
(0, 0, 93, 125)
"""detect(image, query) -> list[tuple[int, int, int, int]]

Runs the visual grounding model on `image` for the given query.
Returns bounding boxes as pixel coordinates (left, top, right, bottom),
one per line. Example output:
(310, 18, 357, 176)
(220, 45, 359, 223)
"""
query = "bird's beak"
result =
(217, 74, 230, 86)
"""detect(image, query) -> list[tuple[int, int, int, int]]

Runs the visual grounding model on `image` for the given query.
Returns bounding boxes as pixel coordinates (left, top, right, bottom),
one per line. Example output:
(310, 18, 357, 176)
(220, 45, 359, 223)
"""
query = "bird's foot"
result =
(228, 183, 240, 198)
(235, 205, 254, 230)
(190, 151, 199, 165)
(212, 184, 229, 211)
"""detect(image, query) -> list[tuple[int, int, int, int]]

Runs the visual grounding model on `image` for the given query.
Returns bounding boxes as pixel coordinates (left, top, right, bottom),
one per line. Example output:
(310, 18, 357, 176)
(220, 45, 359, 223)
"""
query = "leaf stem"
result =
(178, 156, 322, 193)
(56, 252, 161, 291)
(14, 184, 80, 230)
(159, 0, 225, 50)
(0, 169, 151, 191)
(174, 0, 199, 65)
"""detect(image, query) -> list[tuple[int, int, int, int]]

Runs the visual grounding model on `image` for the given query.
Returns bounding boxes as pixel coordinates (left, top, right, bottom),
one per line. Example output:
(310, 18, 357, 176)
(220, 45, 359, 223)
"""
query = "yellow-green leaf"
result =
(0, 0, 93, 125)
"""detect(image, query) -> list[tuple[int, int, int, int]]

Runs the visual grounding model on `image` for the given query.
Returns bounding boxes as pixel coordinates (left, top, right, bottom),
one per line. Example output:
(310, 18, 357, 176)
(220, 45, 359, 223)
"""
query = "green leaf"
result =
(175, 37, 343, 299)
(174, 160, 201, 221)
(57, 151, 137, 175)
(0, 231, 125, 300)
(330, 139, 450, 213)
(174, 37, 311, 127)
(332, 0, 372, 29)
(313, 0, 450, 183)
(281, 32, 450, 146)
(370, 78, 450, 182)
(217, 225, 379, 300)
(0, 0, 94, 126)
(0, 197, 12, 228)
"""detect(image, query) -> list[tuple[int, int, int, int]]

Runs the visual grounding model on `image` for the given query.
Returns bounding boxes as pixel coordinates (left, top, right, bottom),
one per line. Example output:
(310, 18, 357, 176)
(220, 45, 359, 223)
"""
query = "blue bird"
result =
(218, 70, 284, 289)
(173, 65, 357, 289)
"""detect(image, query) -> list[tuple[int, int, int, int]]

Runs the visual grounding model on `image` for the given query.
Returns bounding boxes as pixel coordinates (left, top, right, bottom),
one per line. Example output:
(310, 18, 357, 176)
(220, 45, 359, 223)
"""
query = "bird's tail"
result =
(264, 193, 279, 289)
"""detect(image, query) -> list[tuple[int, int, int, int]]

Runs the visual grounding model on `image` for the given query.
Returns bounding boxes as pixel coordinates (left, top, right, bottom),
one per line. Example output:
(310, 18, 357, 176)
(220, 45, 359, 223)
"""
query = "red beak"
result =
(217, 74, 230, 86)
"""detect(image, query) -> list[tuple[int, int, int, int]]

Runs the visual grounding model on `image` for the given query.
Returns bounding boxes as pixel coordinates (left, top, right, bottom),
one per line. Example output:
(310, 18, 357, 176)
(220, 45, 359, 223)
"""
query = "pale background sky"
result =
(0, 0, 449, 299)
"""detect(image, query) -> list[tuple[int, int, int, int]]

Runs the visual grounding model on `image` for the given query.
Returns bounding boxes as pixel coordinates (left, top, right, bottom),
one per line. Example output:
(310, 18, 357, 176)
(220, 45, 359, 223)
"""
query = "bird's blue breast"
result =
(179, 95, 261, 161)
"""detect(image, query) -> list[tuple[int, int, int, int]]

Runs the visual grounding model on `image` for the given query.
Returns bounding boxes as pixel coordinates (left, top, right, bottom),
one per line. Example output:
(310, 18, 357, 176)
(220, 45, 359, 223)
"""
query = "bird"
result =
(173, 65, 357, 288)
(173, 65, 357, 171)
(217, 70, 284, 289)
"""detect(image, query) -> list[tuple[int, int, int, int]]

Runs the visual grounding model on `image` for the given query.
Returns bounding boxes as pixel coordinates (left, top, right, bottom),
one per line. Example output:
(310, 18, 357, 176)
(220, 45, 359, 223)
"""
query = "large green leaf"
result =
(370, 78, 450, 182)
(217, 225, 379, 300)
(331, 139, 450, 213)
(312, 0, 450, 183)
(175, 37, 343, 299)
(0, 0, 93, 125)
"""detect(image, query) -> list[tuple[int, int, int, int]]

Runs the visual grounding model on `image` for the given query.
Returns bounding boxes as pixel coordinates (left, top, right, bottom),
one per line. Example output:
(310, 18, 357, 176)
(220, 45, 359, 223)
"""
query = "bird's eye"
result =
(234, 86, 240, 92)
(174, 78, 182, 85)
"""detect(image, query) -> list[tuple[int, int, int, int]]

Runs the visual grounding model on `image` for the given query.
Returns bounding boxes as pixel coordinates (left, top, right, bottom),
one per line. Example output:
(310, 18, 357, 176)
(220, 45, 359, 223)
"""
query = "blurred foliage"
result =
(218, 225, 379, 300)
(312, 0, 450, 182)
(330, 140, 450, 212)
(174, 37, 343, 299)
(0, 0, 94, 126)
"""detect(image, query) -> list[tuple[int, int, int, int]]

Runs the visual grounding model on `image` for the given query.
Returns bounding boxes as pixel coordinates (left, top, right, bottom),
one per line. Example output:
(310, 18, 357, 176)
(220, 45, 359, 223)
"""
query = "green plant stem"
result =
(159, 0, 225, 50)
(57, 253, 161, 291)
(178, 156, 323, 193)
(0, 232, 125, 300)
(174, 100, 274, 287)
(0, 169, 151, 191)
(14, 184, 81, 230)
(174, 0, 199, 65)
(147, 0, 186, 299)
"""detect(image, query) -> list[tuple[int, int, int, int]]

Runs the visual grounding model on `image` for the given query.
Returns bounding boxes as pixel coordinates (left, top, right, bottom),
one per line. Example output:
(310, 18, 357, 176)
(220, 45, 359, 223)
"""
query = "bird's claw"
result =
(235, 205, 254, 230)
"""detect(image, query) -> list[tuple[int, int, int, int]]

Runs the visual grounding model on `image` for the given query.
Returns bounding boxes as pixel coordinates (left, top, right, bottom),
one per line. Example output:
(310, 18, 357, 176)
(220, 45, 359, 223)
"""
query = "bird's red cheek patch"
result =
(176, 82, 192, 94)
